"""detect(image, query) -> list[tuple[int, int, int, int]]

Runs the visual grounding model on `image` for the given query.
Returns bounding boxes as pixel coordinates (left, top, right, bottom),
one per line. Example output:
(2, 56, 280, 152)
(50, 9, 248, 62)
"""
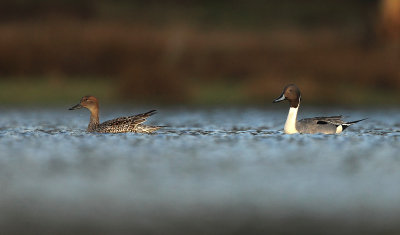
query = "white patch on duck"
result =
(335, 125, 343, 134)
(284, 106, 299, 134)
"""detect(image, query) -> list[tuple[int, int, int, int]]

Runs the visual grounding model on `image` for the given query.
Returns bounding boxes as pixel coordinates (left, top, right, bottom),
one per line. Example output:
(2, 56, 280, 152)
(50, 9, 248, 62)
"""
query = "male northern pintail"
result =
(69, 96, 162, 133)
(273, 84, 366, 134)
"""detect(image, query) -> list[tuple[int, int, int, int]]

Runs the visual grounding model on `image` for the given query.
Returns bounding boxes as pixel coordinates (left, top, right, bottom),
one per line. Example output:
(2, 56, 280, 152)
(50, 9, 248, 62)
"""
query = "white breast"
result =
(284, 107, 299, 134)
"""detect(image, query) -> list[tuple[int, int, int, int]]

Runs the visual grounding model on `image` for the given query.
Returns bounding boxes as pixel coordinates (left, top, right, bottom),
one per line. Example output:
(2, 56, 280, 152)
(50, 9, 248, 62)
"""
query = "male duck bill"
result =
(69, 96, 162, 133)
(273, 84, 366, 134)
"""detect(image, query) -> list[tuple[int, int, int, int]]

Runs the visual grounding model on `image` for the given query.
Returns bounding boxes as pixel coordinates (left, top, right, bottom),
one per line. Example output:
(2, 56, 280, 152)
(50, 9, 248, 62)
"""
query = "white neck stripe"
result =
(284, 106, 299, 134)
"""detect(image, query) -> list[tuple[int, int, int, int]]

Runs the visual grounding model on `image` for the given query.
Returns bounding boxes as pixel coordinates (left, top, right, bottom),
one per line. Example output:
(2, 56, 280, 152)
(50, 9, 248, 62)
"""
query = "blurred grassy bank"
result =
(0, 0, 399, 106)
(0, 77, 399, 106)
(0, 78, 117, 106)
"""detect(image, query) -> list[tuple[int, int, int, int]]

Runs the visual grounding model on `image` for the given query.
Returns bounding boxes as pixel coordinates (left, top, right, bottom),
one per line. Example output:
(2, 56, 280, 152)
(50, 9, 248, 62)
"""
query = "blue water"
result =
(0, 106, 399, 234)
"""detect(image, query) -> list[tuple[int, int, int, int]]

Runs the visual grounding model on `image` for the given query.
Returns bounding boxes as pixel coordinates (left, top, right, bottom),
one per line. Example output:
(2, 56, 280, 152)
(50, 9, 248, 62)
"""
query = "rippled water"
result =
(0, 106, 399, 234)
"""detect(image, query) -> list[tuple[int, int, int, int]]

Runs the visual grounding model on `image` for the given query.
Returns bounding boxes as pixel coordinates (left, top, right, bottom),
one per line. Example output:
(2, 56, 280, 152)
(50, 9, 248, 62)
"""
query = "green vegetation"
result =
(0, 78, 117, 105)
(0, 77, 399, 106)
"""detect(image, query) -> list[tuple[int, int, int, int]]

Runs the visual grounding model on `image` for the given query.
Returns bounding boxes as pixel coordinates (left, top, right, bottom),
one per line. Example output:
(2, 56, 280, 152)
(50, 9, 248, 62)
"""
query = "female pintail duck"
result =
(69, 96, 162, 133)
(273, 84, 366, 134)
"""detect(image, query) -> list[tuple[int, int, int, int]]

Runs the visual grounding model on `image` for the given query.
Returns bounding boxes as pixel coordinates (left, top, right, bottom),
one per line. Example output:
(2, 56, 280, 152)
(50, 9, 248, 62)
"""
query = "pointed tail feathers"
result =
(345, 118, 368, 125)
(142, 110, 157, 116)
(341, 118, 367, 131)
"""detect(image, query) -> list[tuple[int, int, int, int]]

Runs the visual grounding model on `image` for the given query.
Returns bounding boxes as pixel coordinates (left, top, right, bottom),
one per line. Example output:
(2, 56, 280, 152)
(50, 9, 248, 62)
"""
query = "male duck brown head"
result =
(273, 84, 301, 108)
(69, 95, 162, 133)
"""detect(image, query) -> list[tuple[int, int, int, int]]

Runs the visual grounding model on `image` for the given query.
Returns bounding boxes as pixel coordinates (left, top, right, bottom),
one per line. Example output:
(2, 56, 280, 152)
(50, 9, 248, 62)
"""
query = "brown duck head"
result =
(69, 95, 99, 113)
(273, 84, 301, 108)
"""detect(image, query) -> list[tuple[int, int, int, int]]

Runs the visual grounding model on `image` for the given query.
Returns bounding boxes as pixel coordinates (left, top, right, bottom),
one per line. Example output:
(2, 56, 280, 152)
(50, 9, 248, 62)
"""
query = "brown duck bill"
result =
(273, 93, 286, 103)
(69, 104, 83, 110)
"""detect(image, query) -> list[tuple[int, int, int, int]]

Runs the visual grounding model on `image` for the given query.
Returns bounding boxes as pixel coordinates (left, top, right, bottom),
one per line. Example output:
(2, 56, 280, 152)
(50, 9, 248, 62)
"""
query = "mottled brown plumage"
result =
(69, 96, 162, 133)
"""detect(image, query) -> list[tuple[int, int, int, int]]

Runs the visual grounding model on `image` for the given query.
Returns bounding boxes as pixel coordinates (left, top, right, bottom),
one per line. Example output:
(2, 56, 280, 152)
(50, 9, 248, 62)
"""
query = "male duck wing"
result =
(313, 116, 345, 126)
(298, 116, 344, 126)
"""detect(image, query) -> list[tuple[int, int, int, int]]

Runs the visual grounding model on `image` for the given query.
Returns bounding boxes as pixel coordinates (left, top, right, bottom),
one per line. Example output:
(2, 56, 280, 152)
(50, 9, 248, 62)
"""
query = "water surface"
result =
(0, 107, 399, 234)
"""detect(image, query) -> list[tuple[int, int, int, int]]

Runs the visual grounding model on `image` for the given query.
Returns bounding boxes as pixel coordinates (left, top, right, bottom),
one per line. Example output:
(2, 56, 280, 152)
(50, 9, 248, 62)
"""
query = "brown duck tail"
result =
(143, 110, 157, 116)
(136, 125, 164, 133)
